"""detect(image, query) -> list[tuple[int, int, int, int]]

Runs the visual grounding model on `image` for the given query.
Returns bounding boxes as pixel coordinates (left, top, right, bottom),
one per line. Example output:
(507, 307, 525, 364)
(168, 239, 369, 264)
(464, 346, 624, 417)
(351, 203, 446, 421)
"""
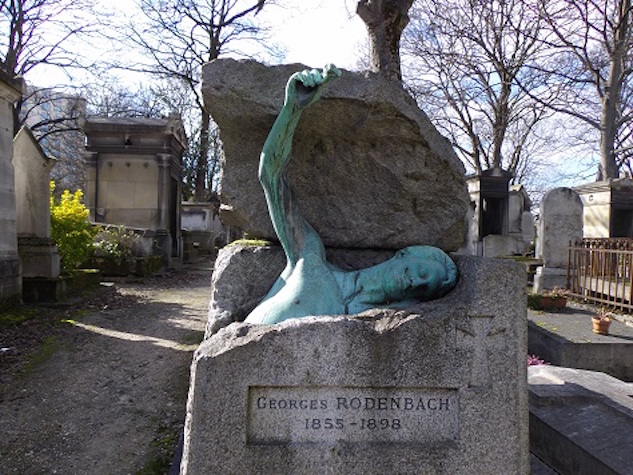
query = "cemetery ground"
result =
(0, 256, 214, 474)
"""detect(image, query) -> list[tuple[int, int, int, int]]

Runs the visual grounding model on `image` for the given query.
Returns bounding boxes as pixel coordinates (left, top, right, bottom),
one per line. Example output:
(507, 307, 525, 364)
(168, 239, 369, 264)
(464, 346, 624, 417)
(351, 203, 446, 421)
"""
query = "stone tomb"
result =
(14, 126, 60, 280)
(574, 178, 633, 238)
(460, 168, 534, 257)
(82, 114, 186, 266)
(0, 71, 23, 307)
(181, 256, 529, 474)
(529, 365, 633, 474)
(181, 201, 218, 261)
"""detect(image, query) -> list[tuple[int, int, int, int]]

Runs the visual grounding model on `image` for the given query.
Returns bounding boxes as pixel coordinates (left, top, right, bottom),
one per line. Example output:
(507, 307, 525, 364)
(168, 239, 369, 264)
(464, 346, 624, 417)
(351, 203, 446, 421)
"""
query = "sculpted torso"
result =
(245, 65, 457, 325)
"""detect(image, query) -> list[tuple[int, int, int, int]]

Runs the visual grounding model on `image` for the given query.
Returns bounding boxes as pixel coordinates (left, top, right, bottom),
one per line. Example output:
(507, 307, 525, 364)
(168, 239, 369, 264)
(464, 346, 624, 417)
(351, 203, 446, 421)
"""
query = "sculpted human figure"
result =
(245, 65, 457, 325)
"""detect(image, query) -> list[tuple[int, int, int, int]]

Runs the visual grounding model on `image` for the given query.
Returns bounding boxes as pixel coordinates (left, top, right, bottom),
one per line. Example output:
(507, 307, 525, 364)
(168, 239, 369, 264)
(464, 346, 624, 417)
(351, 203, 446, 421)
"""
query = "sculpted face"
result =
(382, 248, 456, 302)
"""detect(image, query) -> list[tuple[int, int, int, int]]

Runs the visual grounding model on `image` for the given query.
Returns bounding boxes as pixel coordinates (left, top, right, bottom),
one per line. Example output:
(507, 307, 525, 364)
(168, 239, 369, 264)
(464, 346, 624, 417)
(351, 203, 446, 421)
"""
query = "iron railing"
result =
(567, 238, 633, 312)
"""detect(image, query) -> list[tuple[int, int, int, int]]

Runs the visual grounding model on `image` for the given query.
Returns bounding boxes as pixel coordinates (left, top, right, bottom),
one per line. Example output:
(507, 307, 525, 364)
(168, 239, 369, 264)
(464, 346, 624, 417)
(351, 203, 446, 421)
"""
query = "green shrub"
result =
(93, 225, 143, 260)
(50, 182, 97, 275)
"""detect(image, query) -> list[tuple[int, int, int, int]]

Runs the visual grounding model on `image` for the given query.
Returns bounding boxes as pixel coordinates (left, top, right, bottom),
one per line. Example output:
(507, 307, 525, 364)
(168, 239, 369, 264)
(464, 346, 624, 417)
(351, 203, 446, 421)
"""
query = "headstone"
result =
(14, 126, 60, 279)
(181, 202, 218, 261)
(0, 72, 23, 307)
(520, 211, 535, 247)
(183, 256, 529, 474)
(202, 58, 469, 251)
(534, 188, 583, 293)
(508, 185, 532, 234)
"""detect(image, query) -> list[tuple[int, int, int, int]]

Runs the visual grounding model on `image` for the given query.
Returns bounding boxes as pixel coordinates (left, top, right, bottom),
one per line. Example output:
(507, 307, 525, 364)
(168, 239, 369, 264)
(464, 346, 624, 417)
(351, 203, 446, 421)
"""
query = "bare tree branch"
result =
(403, 0, 552, 180)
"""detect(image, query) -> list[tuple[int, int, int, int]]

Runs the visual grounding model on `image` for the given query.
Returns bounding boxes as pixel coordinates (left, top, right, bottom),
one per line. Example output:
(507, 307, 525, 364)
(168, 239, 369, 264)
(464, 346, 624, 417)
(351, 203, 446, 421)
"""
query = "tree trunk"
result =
(491, 78, 511, 169)
(356, 0, 414, 82)
(601, 92, 620, 180)
(599, 0, 630, 180)
(194, 110, 211, 201)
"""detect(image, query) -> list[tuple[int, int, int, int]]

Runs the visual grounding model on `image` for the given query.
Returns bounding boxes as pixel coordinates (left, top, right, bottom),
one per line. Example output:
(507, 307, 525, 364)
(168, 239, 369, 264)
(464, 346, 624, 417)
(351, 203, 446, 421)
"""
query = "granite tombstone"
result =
(182, 63, 528, 474)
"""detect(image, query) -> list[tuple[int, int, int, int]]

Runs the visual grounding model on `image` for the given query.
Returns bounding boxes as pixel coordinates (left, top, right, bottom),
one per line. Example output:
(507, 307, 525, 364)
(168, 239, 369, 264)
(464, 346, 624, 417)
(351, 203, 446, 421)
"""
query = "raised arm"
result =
(258, 64, 341, 265)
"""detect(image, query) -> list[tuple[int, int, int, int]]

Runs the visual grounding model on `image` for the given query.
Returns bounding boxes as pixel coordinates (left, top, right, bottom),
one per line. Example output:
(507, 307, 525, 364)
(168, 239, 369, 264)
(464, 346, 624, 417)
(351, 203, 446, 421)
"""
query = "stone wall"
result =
(0, 74, 23, 306)
(14, 126, 60, 279)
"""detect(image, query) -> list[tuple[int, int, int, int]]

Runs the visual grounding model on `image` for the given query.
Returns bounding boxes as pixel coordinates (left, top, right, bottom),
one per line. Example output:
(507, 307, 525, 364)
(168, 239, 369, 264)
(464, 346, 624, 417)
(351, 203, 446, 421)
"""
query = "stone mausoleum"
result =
(0, 71, 23, 308)
(460, 167, 534, 257)
(574, 178, 633, 238)
(14, 126, 60, 280)
(83, 114, 185, 266)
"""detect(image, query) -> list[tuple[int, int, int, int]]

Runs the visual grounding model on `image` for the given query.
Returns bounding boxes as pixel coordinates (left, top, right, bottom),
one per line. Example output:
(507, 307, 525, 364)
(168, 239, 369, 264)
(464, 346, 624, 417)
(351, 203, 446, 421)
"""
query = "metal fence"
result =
(567, 238, 633, 312)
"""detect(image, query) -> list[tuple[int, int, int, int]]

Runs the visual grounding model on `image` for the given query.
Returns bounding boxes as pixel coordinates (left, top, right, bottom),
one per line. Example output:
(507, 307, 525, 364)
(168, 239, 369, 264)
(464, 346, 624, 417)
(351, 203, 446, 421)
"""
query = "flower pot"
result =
(592, 316, 611, 335)
(528, 295, 567, 310)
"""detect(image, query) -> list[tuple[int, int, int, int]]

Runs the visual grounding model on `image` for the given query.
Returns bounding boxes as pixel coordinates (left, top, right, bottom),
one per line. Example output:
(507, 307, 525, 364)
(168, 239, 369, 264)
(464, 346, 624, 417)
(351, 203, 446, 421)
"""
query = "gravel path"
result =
(0, 257, 213, 474)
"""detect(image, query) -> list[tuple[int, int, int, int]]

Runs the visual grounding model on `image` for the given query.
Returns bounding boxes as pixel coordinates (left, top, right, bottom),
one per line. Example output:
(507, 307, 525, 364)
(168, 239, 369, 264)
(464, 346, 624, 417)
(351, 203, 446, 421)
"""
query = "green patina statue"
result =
(245, 65, 457, 325)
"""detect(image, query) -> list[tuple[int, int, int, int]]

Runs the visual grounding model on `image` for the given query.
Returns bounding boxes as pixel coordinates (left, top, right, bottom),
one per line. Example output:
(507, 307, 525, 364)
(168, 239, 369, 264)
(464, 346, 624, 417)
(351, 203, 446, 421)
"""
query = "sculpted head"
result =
(381, 246, 458, 302)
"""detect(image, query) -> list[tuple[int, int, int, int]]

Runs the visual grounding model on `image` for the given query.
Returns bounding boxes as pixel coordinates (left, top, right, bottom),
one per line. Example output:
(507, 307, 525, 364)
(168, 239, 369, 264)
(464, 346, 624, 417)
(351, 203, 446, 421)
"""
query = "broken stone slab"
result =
(205, 243, 396, 337)
(529, 365, 633, 474)
(202, 58, 469, 251)
(204, 243, 524, 340)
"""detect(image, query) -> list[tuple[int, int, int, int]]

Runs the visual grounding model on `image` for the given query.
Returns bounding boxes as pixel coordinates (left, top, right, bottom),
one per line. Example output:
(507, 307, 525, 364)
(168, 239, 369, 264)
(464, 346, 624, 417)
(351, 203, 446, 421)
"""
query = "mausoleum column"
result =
(83, 151, 99, 221)
(157, 153, 171, 230)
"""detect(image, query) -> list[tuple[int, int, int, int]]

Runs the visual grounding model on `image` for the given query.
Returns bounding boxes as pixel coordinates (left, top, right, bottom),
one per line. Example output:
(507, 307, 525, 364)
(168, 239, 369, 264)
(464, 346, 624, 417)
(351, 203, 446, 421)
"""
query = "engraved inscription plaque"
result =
(247, 386, 459, 444)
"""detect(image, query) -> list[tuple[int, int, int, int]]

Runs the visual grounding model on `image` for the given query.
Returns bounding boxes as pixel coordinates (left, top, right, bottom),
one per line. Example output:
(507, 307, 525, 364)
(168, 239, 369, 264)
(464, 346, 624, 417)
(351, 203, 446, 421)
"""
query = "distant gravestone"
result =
(14, 126, 60, 279)
(521, 211, 535, 246)
(534, 188, 583, 293)
(181, 202, 217, 261)
(202, 59, 469, 251)
(182, 256, 529, 474)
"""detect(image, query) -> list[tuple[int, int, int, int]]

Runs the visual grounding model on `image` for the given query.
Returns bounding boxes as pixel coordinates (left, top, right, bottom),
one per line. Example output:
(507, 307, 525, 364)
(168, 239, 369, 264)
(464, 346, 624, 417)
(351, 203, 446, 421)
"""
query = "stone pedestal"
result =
(182, 257, 529, 474)
(483, 234, 521, 257)
(529, 366, 633, 474)
(18, 237, 60, 278)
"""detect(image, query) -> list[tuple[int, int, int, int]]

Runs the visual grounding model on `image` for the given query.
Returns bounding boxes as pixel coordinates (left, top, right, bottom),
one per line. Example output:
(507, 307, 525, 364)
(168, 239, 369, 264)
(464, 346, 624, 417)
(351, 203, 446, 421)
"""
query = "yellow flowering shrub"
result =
(50, 181, 97, 275)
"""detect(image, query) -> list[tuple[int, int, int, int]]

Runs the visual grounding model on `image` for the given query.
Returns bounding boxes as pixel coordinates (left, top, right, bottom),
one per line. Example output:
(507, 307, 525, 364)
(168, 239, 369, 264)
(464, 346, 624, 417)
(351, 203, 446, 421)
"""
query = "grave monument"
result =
(181, 200, 219, 262)
(534, 188, 583, 293)
(181, 61, 528, 474)
(459, 169, 534, 257)
(82, 114, 186, 266)
(574, 178, 633, 238)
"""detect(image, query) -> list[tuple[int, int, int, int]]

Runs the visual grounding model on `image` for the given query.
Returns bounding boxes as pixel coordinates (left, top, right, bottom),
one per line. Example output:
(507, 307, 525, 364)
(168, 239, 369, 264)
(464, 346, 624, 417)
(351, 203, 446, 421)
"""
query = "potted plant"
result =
(528, 287, 568, 311)
(592, 308, 613, 335)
